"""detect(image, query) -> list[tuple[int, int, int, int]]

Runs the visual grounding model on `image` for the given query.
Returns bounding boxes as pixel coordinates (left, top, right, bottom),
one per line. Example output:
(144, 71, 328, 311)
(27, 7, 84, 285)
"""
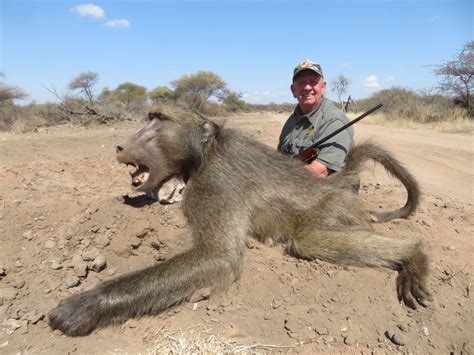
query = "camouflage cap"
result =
(292, 59, 324, 80)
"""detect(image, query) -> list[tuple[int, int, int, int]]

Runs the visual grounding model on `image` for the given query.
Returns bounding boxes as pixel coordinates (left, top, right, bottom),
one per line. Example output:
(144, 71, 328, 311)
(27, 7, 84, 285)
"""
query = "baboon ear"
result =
(201, 121, 219, 143)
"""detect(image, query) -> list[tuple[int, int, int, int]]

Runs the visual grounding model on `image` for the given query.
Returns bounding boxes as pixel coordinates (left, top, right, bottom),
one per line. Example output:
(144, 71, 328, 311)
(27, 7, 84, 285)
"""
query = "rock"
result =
(24, 310, 44, 324)
(127, 319, 139, 329)
(343, 335, 355, 346)
(421, 326, 430, 336)
(44, 240, 56, 249)
(397, 324, 409, 333)
(136, 228, 153, 239)
(1, 319, 21, 334)
(11, 280, 25, 289)
(321, 335, 335, 344)
(22, 230, 33, 241)
(19, 320, 29, 334)
(73, 261, 88, 278)
(65, 275, 80, 288)
(0, 267, 5, 277)
(95, 235, 110, 248)
(50, 261, 62, 270)
(130, 238, 142, 249)
(315, 326, 329, 336)
(385, 330, 406, 346)
(82, 247, 100, 261)
(0, 287, 18, 301)
(91, 254, 106, 272)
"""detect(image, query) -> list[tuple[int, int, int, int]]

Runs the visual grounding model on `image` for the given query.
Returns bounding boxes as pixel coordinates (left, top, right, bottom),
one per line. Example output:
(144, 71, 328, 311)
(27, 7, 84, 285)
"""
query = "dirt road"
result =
(0, 114, 472, 354)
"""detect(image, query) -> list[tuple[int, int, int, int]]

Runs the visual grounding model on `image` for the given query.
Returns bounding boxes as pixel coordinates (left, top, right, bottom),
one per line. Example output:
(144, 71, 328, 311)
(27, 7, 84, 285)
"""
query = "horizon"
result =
(1, 0, 472, 105)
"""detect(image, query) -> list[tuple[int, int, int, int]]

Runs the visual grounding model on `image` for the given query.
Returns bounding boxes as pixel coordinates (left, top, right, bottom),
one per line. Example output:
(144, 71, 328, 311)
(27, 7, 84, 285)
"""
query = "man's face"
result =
(291, 70, 326, 114)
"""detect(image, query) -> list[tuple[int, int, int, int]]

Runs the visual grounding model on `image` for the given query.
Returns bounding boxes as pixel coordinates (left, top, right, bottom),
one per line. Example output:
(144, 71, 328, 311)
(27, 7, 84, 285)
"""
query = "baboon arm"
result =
(48, 248, 239, 336)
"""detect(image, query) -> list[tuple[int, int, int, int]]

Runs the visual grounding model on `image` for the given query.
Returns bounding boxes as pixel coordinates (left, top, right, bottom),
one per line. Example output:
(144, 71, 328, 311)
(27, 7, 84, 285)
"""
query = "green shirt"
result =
(277, 97, 354, 172)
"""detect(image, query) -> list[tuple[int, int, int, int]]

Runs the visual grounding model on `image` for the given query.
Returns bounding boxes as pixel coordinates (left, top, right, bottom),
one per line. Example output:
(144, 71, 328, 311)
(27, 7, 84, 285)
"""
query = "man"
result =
(278, 59, 354, 177)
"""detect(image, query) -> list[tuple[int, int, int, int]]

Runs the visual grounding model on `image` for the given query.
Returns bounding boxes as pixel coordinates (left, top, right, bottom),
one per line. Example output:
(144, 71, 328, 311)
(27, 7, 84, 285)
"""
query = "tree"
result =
(222, 91, 247, 112)
(0, 72, 28, 106)
(331, 74, 350, 111)
(171, 71, 227, 110)
(68, 71, 99, 105)
(435, 41, 474, 116)
(113, 82, 148, 111)
(149, 86, 175, 104)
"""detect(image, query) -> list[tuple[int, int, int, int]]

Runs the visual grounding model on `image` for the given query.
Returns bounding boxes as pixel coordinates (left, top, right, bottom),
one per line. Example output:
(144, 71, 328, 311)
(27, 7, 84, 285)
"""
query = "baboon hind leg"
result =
(287, 226, 431, 309)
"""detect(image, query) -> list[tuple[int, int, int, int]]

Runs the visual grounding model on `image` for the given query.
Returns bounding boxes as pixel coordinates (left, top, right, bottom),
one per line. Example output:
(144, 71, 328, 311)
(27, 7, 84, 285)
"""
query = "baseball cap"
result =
(292, 59, 324, 80)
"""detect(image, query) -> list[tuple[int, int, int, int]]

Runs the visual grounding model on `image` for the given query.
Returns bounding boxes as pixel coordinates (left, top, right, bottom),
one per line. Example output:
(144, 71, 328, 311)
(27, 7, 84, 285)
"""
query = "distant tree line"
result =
(0, 41, 472, 132)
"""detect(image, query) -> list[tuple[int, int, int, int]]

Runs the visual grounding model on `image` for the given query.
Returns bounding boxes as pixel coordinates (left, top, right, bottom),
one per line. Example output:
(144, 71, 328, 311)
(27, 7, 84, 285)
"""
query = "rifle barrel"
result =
(313, 103, 383, 147)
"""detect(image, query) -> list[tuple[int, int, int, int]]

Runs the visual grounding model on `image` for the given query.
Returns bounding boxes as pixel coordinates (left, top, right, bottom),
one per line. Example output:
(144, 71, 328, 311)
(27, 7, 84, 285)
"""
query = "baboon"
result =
(48, 108, 431, 336)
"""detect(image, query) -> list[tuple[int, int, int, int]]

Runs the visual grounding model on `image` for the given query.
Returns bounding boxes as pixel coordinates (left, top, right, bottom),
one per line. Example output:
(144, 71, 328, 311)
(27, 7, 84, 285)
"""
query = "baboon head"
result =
(116, 107, 219, 192)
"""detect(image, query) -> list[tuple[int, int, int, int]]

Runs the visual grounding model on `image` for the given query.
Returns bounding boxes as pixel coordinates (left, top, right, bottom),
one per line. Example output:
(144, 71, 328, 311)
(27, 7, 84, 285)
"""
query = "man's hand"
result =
(304, 160, 329, 178)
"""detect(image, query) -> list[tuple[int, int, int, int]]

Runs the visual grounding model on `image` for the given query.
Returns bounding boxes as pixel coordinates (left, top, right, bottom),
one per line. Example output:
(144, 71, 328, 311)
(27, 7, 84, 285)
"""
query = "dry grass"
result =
(350, 111, 474, 134)
(146, 324, 317, 354)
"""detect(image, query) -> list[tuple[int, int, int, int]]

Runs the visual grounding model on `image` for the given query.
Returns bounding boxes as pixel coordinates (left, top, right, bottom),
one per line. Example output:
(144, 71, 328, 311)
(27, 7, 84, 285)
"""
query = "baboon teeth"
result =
(132, 172, 149, 186)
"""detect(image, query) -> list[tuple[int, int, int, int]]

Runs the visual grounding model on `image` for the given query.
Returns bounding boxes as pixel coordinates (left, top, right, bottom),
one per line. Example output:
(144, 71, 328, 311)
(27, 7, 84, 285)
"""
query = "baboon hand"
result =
(396, 268, 432, 309)
(48, 290, 102, 336)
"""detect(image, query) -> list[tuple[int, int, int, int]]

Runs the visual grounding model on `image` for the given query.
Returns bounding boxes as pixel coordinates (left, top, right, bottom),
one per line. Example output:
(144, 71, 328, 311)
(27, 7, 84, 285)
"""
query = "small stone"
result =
(136, 228, 153, 239)
(22, 230, 33, 241)
(44, 240, 56, 249)
(0, 287, 18, 301)
(344, 335, 354, 346)
(127, 319, 139, 328)
(82, 248, 100, 261)
(385, 330, 406, 346)
(91, 254, 106, 272)
(315, 327, 329, 336)
(24, 310, 44, 324)
(397, 324, 409, 332)
(0, 267, 5, 277)
(95, 235, 110, 248)
(421, 326, 429, 336)
(11, 280, 25, 289)
(321, 335, 335, 343)
(1, 319, 21, 334)
(263, 313, 272, 320)
(50, 261, 62, 270)
(73, 261, 88, 278)
(130, 238, 142, 249)
(65, 275, 80, 288)
(19, 320, 29, 334)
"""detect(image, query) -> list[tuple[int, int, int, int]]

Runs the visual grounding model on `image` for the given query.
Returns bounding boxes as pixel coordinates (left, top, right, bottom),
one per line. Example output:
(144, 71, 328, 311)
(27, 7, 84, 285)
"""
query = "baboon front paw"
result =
(396, 269, 432, 309)
(48, 290, 101, 336)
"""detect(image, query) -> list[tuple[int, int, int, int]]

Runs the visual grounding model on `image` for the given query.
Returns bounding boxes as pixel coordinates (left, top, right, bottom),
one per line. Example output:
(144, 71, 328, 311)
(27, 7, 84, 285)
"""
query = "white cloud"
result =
(343, 63, 353, 68)
(72, 4, 105, 19)
(385, 75, 395, 82)
(242, 90, 293, 104)
(362, 75, 381, 89)
(104, 19, 131, 28)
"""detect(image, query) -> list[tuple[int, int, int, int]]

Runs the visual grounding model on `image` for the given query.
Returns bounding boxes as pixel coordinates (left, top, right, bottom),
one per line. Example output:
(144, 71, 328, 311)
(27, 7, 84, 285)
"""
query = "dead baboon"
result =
(48, 108, 431, 336)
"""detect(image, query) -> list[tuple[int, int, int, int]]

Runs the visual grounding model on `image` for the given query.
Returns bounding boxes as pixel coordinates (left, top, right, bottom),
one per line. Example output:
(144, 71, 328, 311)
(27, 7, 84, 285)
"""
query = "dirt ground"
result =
(0, 113, 472, 354)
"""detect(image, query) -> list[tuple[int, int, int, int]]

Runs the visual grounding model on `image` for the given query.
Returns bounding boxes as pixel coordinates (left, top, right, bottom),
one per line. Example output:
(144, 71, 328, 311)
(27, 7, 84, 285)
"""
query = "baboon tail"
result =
(342, 142, 420, 221)
(287, 228, 431, 309)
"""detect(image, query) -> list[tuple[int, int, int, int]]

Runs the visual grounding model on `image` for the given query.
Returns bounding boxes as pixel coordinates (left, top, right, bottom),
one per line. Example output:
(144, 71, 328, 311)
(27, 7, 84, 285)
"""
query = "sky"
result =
(1, 0, 472, 104)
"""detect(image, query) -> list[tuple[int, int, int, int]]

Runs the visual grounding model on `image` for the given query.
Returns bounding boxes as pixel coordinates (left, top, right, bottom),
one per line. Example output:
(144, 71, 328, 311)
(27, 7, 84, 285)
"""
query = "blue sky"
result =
(1, 0, 472, 104)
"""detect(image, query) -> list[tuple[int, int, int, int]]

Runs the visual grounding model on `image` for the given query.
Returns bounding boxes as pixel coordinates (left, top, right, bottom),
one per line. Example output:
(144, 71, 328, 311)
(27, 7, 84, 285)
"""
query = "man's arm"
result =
(304, 159, 329, 177)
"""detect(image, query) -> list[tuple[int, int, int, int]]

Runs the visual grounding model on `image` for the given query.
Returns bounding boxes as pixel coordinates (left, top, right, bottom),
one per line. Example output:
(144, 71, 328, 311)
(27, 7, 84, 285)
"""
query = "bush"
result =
(355, 87, 467, 123)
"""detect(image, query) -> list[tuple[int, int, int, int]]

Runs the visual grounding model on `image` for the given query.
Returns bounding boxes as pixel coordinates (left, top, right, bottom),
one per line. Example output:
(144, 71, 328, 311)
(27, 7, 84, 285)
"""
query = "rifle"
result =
(297, 103, 383, 163)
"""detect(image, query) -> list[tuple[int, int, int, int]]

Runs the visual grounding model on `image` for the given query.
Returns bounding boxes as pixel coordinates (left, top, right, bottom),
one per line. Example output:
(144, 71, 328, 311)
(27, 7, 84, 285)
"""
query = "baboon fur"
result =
(48, 108, 431, 336)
